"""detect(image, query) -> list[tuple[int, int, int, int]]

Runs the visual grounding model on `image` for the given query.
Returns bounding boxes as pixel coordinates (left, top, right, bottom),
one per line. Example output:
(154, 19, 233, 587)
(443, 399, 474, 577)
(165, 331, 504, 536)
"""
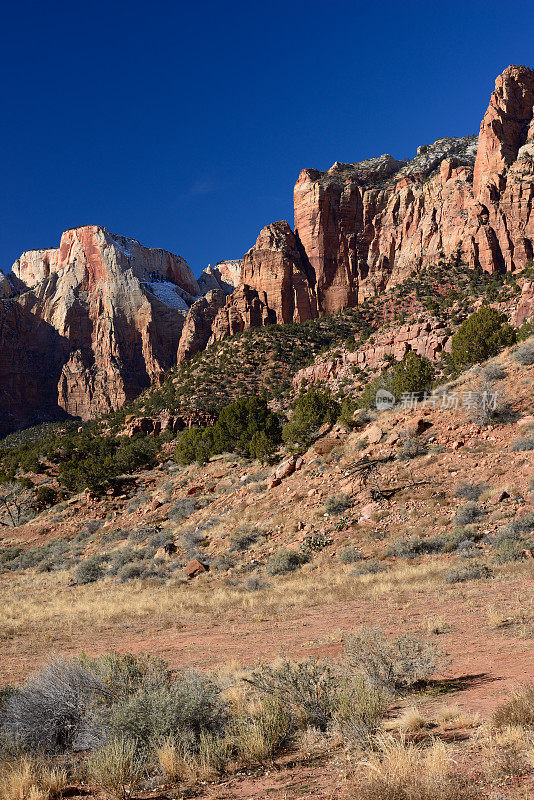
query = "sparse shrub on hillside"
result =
(454, 482, 487, 501)
(396, 432, 428, 460)
(325, 494, 352, 515)
(512, 340, 534, 365)
(265, 549, 309, 575)
(357, 352, 433, 409)
(229, 527, 261, 551)
(517, 316, 534, 341)
(451, 307, 516, 368)
(454, 502, 484, 526)
(511, 435, 534, 451)
(353, 559, 385, 575)
(343, 628, 443, 693)
(387, 535, 445, 559)
(282, 387, 340, 448)
(1, 660, 107, 753)
(390, 351, 434, 400)
(444, 562, 492, 583)
(74, 554, 107, 585)
(338, 545, 363, 564)
(33, 485, 58, 509)
(482, 362, 507, 381)
(244, 658, 339, 730)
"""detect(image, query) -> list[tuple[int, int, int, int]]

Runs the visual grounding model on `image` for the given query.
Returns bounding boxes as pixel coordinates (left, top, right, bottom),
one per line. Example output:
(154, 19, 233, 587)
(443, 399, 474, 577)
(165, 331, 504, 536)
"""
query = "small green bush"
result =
(338, 545, 363, 564)
(74, 555, 106, 585)
(451, 307, 516, 368)
(282, 387, 340, 448)
(454, 502, 484, 525)
(444, 562, 492, 583)
(454, 482, 486, 501)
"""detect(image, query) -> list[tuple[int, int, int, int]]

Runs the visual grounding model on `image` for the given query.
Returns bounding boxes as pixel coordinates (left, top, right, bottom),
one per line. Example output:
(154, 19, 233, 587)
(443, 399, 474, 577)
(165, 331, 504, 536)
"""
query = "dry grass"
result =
(351, 735, 478, 800)
(384, 707, 427, 732)
(0, 758, 67, 800)
(492, 685, 534, 730)
(0, 560, 455, 651)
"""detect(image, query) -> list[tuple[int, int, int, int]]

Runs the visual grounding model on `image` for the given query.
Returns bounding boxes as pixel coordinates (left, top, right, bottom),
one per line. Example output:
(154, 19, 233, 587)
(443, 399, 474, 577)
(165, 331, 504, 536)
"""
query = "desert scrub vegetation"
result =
(0, 632, 451, 796)
(450, 306, 516, 369)
(357, 351, 434, 408)
(174, 396, 282, 464)
(282, 385, 340, 449)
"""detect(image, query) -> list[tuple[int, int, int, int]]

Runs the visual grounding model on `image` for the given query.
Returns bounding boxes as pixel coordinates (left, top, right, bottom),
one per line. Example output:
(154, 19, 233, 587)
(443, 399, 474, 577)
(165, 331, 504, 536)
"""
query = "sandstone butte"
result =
(0, 65, 533, 433)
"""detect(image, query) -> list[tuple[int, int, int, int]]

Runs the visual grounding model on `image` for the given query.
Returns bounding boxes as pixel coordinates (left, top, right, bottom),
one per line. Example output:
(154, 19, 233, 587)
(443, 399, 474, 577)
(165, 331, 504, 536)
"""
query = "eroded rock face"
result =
(293, 65, 534, 309)
(2, 225, 203, 427)
(207, 66, 534, 340)
(209, 221, 318, 340)
(177, 290, 227, 362)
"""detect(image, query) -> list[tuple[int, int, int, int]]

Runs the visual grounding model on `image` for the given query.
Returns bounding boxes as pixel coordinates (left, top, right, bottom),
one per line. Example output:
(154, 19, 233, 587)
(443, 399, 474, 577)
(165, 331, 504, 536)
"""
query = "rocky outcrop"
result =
(198, 260, 242, 294)
(0, 301, 68, 436)
(209, 222, 317, 340)
(177, 290, 227, 362)
(205, 66, 534, 341)
(293, 320, 451, 389)
(511, 280, 534, 327)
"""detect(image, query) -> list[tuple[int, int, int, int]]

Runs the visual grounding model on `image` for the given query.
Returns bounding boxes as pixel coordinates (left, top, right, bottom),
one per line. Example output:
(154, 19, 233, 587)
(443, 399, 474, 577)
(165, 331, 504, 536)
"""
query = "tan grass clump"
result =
(0, 757, 67, 800)
(353, 735, 479, 800)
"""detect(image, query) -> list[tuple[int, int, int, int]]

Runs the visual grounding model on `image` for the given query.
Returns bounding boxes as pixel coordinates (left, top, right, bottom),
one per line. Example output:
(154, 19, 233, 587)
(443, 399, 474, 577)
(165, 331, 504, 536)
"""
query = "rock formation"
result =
(217, 64, 534, 331)
(209, 221, 318, 339)
(1, 226, 234, 430)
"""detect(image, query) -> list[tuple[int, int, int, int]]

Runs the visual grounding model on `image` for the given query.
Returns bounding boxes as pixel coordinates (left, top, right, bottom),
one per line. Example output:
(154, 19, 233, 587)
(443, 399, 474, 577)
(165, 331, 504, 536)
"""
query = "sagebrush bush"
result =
(74, 554, 106, 585)
(325, 494, 352, 515)
(511, 435, 534, 451)
(396, 433, 428, 460)
(454, 502, 484, 525)
(1, 660, 107, 753)
(482, 362, 507, 381)
(512, 340, 534, 366)
(245, 658, 339, 730)
(353, 559, 385, 576)
(387, 535, 445, 559)
(338, 545, 363, 564)
(454, 482, 486, 501)
(342, 628, 443, 693)
(444, 563, 492, 583)
(265, 549, 308, 576)
(105, 670, 227, 749)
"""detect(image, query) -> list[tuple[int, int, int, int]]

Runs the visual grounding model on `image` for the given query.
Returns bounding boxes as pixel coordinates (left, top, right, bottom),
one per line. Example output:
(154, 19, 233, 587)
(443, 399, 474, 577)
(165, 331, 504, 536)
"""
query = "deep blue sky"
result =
(1, 0, 533, 277)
